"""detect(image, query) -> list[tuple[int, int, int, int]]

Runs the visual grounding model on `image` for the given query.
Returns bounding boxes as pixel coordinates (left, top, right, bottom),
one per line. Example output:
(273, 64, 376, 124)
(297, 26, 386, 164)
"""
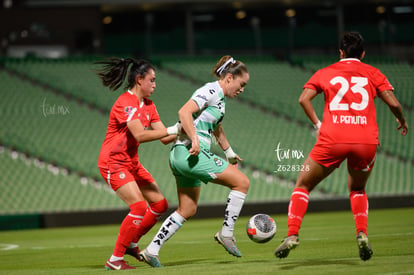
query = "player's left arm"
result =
(213, 125, 242, 164)
(151, 121, 177, 144)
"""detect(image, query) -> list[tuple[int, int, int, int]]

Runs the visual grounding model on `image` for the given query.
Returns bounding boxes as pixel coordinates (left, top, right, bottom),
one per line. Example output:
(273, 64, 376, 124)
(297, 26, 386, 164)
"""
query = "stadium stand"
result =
(0, 70, 107, 178)
(0, 146, 124, 214)
(4, 58, 119, 111)
(372, 62, 414, 110)
(161, 56, 325, 124)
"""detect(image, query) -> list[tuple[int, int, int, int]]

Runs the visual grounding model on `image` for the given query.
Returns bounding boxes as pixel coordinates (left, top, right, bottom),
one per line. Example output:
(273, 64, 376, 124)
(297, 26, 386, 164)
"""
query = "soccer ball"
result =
(246, 214, 277, 243)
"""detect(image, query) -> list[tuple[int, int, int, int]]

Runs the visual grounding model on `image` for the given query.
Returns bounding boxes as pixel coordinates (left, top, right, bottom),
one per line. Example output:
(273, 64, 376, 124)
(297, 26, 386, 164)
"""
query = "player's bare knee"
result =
(178, 205, 197, 219)
(238, 174, 250, 193)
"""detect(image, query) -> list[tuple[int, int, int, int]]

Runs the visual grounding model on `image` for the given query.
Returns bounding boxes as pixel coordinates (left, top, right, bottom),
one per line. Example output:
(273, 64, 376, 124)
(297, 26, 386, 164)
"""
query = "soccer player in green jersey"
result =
(140, 56, 250, 267)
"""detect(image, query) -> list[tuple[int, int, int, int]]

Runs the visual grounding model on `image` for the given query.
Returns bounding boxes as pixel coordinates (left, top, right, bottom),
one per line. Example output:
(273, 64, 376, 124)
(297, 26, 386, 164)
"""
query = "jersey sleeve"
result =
(148, 101, 161, 123)
(303, 70, 323, 93)
(112, 95, 140, 124)
(372, 68, 394, 94)
(191, 85, 216, 110)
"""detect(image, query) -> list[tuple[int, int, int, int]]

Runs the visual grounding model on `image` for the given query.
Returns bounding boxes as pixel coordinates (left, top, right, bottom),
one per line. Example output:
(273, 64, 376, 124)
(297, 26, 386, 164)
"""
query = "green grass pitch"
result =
(1, 208, 413, 274)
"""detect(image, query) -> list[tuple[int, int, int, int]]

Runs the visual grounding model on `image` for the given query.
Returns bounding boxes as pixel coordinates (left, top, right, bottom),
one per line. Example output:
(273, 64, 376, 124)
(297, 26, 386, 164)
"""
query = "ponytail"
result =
(95, 57, 154, 91)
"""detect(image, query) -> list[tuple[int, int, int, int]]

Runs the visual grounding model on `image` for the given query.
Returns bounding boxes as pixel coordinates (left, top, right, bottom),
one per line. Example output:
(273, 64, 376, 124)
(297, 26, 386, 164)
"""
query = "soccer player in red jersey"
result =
(94, 58, 180, 270)
(275, 32, 408, 261)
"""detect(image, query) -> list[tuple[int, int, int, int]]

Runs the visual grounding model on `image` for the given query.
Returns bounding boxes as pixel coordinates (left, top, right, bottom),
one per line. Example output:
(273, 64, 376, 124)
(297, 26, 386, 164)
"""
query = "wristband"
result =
(167, 124, 177, 135)
(224, 147, 237, 164)
(313, 120, 321, 130)
(167, 122, 182, 135)
(224, 147, 235, 157)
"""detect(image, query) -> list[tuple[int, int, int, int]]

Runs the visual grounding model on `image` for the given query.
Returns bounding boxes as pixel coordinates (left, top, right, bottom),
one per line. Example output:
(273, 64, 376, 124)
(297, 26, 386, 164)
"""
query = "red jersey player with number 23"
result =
(275, 32, 408, 261)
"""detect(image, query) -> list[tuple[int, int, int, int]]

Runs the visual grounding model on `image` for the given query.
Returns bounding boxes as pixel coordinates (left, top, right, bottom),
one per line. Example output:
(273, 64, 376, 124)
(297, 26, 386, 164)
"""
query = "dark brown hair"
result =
(340, 32, 365, 59)
(94, 57, 154, 91)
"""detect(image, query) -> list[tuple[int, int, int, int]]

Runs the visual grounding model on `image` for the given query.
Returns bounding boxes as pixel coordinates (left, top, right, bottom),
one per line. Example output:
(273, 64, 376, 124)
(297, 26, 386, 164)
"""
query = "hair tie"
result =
(216, 57, 236, 75)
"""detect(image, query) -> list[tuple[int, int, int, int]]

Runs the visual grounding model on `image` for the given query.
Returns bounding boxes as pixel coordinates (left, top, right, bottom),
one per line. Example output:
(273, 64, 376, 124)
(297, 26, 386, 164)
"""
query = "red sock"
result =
(133, 198, 168, 243)
(350, 190, 368, 236)
(113, 201, 147, 257)
(287, 188, 309, 236)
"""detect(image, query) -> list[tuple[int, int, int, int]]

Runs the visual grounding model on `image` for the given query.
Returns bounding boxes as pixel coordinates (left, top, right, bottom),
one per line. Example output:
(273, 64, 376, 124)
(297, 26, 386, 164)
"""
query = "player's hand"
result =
(166, 121, 182, 135)
(189, 136, 200, 156)
(230, 155, 242, 168)
(396, 118, 408, 136)
(224, 147, 242, 165)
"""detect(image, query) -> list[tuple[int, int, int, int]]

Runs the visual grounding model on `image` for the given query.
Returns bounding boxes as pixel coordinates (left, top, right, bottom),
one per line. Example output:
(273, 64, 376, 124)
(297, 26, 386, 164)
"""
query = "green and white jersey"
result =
(175, 81, 225, 149)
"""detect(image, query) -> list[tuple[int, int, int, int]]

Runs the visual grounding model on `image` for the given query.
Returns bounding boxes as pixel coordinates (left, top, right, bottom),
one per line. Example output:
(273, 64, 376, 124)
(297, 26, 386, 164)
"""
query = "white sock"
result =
(109, 255, 123, 262)
(221, 190, 246, 237)
(146, 211, 186, 256)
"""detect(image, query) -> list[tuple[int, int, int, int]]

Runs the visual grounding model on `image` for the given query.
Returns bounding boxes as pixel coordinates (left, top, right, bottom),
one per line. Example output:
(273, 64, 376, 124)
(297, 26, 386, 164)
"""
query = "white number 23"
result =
(329, 76, 369, 111)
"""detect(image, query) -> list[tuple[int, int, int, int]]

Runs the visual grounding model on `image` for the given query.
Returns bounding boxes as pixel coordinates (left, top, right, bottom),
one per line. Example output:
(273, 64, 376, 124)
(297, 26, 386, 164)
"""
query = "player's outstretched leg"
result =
(139, 248, 164, 268)
(274, 235, 299, 259)
(214, 231, 242, 257)
(356, 231, 373, 261)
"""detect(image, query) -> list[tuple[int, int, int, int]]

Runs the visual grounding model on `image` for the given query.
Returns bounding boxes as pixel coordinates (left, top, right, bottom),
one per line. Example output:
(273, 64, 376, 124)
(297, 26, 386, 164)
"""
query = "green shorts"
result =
(169, 144, 229, 188)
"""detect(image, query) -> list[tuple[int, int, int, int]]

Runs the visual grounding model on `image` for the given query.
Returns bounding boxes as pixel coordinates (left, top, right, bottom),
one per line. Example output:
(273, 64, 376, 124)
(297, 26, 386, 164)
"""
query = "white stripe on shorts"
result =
(362, 154, 376, 172)
(107, 170, 111, 185)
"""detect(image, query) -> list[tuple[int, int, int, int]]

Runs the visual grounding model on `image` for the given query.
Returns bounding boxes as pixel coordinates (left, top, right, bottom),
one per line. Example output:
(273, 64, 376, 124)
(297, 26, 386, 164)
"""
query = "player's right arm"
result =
(127, 119, 168, 143)
(127, 119, 177, 143)
(378, 90, 408, 136)
(299, 88, 322, 133)
(178, 99, 200, 156)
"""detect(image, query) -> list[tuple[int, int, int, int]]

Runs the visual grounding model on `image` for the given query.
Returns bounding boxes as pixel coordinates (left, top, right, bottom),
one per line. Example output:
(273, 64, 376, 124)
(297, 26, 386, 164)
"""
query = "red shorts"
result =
(99, 162, 154, 191)
(309, 143, 377, 171)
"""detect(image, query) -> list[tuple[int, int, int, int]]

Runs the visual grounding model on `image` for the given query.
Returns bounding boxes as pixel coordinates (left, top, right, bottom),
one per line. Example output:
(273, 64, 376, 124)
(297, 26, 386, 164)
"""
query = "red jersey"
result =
(98, 90, 161, 171)
(304, 58, 393, 145)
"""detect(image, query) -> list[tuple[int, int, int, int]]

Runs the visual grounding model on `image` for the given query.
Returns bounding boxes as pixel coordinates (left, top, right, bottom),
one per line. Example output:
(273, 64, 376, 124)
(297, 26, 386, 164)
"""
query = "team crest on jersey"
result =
(124, 106, 134, 115)
(214, 158, 223, 167)
(119, 172, 126, 179)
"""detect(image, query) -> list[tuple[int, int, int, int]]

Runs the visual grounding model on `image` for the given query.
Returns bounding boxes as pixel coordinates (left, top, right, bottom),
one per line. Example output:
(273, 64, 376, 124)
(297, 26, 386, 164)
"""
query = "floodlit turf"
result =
(1, 208, 413, 274)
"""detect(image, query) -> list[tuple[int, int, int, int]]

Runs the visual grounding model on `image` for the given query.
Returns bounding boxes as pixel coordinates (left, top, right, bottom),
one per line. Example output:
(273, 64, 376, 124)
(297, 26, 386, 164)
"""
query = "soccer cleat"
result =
(104, 259, 135, 270)
(274, 235, 299, 259)
(139, 248, 164, 268)
(125, 247, 141, 261)
(214, 231, 242, 257)
(357, 231, 373, 261)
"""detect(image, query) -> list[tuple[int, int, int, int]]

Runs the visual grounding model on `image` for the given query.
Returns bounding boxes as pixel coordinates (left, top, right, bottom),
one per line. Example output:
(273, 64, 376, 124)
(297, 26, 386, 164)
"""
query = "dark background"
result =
(1, 0, 413, 61)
